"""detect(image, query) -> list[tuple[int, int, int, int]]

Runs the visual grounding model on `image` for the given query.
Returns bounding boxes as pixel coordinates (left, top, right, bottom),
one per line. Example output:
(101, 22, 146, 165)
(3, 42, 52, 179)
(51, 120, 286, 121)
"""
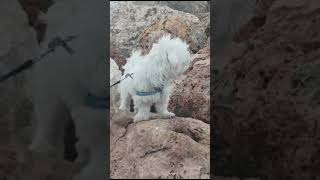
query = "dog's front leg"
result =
(155, 86, 175, 119)
(132, 98, 152, 122)
(118, 87, 131, 112)
(29, 100, 65, 158)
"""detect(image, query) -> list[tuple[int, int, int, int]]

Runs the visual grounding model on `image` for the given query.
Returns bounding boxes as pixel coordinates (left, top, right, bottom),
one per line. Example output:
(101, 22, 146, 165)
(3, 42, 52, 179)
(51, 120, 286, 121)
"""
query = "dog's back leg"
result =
(29, 96, 67, 159)
(155, 86, 175, 119)
(132, 97, 153, 122)
(118, 85, 131, 112)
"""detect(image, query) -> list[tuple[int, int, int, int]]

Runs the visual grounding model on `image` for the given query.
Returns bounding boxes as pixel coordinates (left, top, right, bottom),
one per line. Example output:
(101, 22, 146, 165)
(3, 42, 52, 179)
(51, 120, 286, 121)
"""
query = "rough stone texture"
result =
(213, 177, 261, 180)
(110, 1, 208, 57)
(132, 1, 210, 19)
(137, 14, 208, 54)
(17, 154, 77, 180)
(169, 45, 210, 123)
(110, 2, 210, 178)
(110, 48, 126, 72)
(110, 58, 122, 109)
(18, 0, 53, 42)
(0, 145, 79, 180)
(110, 111, 210, 179)
(0, 146, 18, 179)
(213, 0, 320, 179)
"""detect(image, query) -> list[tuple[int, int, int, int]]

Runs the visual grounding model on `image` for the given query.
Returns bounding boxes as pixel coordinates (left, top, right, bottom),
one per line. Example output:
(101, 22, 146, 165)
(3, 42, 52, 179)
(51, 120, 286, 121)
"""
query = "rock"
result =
(132, 1, 210, 18)
(18, 0, 53, 42)
(0, 145, 79, 180)
(110, 1, 208, 57)
(110, 114, 210, 179)
(169, 45, 210, 123)
(213, 177, 240, 180)
(213, 0, 320, 179)
(110, 58, 122, 109)
(0, 146, 18, 178)
(110, 48, 126, 72)
(137, 14, 208, 54)
(18, 152, 78, 180)
(110, 1, 210, 178)
(213, 0, 256, 58)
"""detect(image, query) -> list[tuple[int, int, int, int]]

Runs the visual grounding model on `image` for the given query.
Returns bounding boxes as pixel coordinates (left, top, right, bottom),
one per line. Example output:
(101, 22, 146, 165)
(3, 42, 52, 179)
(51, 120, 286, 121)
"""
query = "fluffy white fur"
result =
(28, 1, 107, 180)
(118, 35, 191, 122)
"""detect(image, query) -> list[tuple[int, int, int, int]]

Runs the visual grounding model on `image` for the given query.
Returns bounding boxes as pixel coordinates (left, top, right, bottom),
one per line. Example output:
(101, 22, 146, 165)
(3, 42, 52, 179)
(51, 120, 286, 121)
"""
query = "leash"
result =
(110, 73, 133, 88)
(109, 72, 163, 96)
(0, 35, 77, 83)
(87, 72, 134, 109)
(85, 93, 109, 109)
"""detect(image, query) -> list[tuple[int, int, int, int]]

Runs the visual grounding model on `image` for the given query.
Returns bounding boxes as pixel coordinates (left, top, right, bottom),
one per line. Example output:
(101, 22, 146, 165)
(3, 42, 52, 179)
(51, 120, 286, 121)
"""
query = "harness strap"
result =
(85, 93, 109, 109)
(136, 86, 164, 96)
(110, 73, 133, 87)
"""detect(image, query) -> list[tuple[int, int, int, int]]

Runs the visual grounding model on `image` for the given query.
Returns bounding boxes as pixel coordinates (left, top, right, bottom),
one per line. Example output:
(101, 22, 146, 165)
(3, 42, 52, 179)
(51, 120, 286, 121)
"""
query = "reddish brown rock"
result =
(0, 146, 18, 178)
(214, 0, 320, 179)
(110, 1, 207, 57)
(137, 16, 199, 54)
(18, 0, 53, 42)
(110, 48, 126, 72)
(19, 152, 78, 180)
(0, 145, 78, 180)
(110, 115, 210, 179)
(169, 45, 210, 123)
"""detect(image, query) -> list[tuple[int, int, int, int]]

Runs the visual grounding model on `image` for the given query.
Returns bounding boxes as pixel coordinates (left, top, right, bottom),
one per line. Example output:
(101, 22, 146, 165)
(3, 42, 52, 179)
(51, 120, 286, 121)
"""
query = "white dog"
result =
(28, 1, 107, 180)
(118, 35, 191, 122)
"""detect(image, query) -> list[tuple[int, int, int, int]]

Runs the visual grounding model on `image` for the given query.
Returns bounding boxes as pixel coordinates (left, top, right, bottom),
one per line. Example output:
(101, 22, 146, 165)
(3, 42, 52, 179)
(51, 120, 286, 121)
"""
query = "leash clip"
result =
(125, 73, 134, 79)
(48, 35, 77, 55)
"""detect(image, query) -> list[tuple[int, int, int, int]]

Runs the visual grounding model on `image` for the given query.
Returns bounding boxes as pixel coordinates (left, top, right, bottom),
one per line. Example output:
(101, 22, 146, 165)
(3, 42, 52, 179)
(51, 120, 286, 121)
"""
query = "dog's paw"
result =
(159, 111, 176, 119)
(119, 105, 129, 112)
(133, 115, 149, 123)
(133, 107, 138, 114)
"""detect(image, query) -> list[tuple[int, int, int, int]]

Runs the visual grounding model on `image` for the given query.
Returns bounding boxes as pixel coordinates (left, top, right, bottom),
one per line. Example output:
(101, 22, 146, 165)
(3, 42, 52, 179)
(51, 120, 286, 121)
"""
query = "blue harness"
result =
(85, 93, 108, 109)
(136, 86, 164, 96)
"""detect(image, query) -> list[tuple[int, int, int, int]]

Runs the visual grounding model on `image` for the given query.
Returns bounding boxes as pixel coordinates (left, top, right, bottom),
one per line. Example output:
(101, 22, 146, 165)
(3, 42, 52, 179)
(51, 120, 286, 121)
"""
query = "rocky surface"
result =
(110, 110, 210, 179)
(132, 1, 210, 19)
(169, 44, 210, 123)
(110, 46, 211, 178)
(137, 15, 208, 54)
(17, 0, 53, 42)
(0, 145, 79, 180)
(110, 48, 126, 72)
(110, 58, 122, 108)
(110, 2, 211, 178)
(213, 0, 320, 179)
(110, 1, 209, 57)
(0, 146, 18, 179)
(110, 48, 211, 177)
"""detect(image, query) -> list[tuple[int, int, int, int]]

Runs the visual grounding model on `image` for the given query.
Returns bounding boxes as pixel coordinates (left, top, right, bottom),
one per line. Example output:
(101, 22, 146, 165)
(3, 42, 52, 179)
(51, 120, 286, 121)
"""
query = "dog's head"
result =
(152, 35, 192, 79)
